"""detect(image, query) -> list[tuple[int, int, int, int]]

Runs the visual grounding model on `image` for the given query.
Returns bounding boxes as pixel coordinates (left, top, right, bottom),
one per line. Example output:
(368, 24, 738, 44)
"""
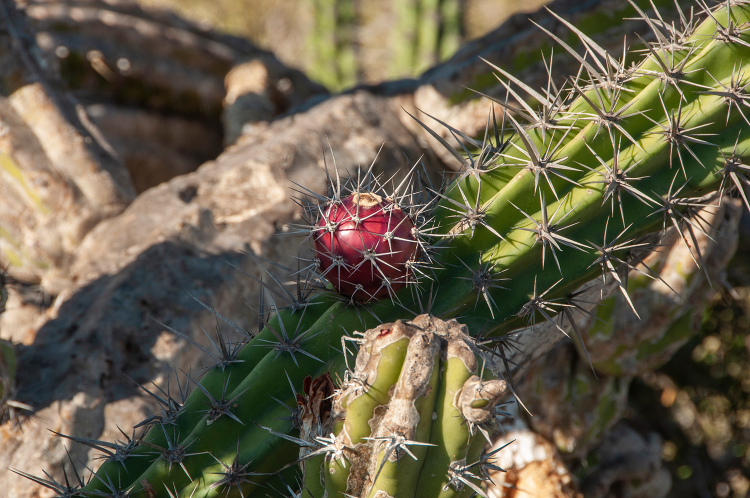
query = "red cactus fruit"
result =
(314, 192, 419, 302)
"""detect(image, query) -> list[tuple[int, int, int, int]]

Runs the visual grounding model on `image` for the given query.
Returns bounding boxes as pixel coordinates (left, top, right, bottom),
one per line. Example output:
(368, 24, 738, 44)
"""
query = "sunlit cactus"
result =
(19, 1, 750, 497)
(291, 315, 508, 498)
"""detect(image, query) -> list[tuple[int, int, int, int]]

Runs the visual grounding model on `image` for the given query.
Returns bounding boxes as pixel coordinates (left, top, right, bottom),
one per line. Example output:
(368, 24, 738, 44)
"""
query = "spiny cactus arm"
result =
(141, 302, 421, 498)
(363, 329, 441, 498)
(462, 53, 747, 245)
(480, 117, 745, 275)
(340, 332, 411, 443)
(323, 326, 412, 496)
(430, 46, 750, 333)
(414, 343, 478, 498)
(81, 300, 351, 497)
(178, 403, 299, 498)
(315, 0, 745, 338)
(305, 316, 510, 498)
(78, 296, 344, 493)
(455, 377, 509, 498)
(439, 3, 750, 256)
(494, 120, 748, 288)
(159, 302, 375, 493)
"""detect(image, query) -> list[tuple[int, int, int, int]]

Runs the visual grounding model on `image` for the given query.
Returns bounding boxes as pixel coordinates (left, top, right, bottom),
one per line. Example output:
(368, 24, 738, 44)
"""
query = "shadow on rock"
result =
(15, 240, 254, 414)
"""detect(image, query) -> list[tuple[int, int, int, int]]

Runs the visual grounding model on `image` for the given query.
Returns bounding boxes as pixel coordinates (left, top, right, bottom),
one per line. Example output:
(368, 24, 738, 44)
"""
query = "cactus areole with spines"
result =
(314, 192, 419, 301)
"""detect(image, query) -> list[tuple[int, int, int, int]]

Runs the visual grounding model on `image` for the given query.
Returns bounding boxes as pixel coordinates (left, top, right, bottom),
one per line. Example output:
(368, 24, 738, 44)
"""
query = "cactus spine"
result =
(297, 316, 507, 498)
(26, 1, 750, 497)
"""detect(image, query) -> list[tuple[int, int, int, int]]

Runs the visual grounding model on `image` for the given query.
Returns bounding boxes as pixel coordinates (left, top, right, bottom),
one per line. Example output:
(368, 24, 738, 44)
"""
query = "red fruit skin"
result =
(314, 193, 418, 302)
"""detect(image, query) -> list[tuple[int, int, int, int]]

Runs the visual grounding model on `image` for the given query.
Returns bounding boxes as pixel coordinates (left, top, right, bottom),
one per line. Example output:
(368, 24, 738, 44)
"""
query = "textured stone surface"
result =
(24, 0, 328, 193)
(0, 80, 135, 286)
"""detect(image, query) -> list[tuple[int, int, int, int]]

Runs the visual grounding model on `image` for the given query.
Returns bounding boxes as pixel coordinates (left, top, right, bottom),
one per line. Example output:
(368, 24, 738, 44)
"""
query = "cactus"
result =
(309, 0, 464, 90)
(22, 1, 750, 497)
(291, 315, 507, 498)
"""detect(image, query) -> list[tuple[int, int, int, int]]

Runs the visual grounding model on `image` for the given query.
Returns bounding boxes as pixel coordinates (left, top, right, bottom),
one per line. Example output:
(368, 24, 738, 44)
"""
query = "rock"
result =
(0, 87, 440, 495)
(25, 0, 328, 192)
(0, 0, 136, 285)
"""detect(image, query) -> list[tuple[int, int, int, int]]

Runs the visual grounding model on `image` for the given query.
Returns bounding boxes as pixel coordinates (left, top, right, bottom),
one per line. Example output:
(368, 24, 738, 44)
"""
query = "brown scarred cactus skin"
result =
(297, 315, 508, 498)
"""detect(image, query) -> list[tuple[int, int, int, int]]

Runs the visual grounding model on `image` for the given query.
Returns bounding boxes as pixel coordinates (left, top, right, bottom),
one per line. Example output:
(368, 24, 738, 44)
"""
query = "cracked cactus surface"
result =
(25, 1, 750, 497)
(295, 315, 507, 498)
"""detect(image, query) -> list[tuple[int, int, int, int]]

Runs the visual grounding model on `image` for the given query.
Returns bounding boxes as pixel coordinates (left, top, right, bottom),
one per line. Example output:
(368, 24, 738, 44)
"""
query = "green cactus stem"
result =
(298, 315, 508, 498)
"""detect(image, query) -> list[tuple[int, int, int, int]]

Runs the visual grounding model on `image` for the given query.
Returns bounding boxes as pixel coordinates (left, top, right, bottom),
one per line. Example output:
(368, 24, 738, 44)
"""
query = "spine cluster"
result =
(297, 315, 507, 498)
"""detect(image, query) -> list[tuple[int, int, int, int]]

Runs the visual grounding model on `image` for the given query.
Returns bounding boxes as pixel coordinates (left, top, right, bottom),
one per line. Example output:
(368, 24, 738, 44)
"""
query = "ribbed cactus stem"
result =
(415, 353, 476, 496)
(324, 327, 412, 496)
(301, 315, 507, 498)
(364, 330, 441, 498)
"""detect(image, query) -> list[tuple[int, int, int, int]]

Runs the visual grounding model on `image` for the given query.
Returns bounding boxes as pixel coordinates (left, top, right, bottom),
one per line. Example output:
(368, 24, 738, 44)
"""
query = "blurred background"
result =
(135, 0, 550, 90)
